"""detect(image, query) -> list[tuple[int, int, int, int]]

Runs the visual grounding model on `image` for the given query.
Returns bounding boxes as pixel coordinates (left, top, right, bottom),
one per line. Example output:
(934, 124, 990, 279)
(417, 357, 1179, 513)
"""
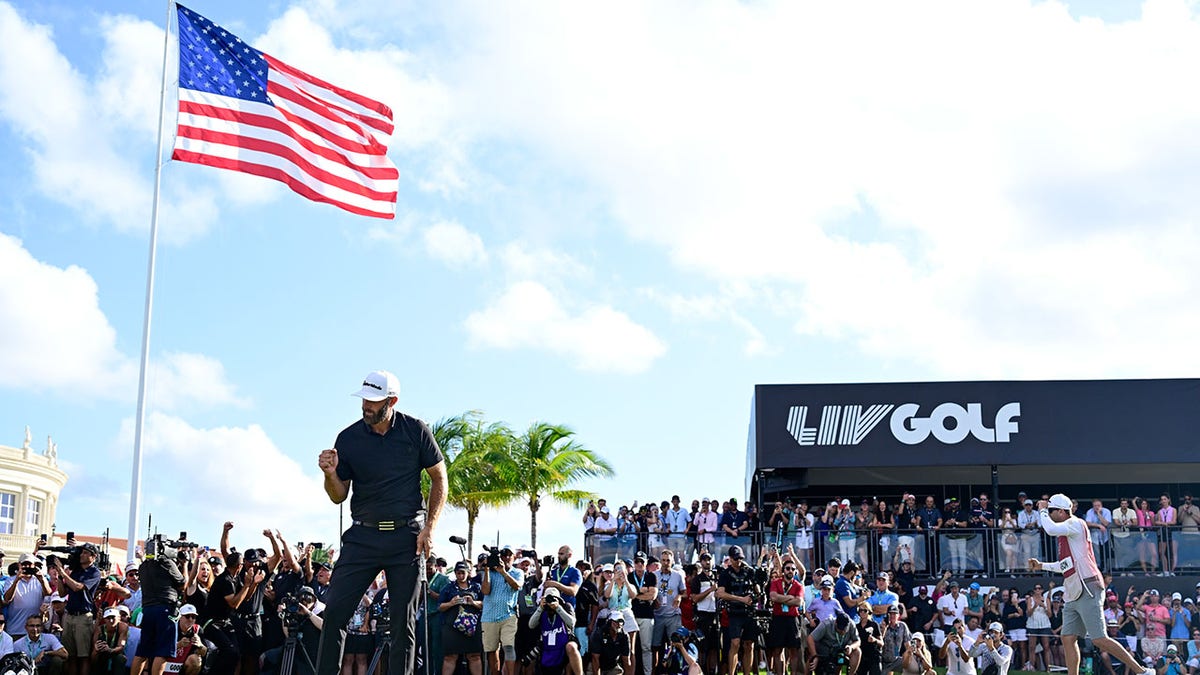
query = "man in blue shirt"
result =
(481, 545, 523, 675)
(868, 572, 899, 624)
(49, 542, 101, 675)
(834, 561, 863, 614)
(543, 546, 582, 608)
(721, 500, 749, 538)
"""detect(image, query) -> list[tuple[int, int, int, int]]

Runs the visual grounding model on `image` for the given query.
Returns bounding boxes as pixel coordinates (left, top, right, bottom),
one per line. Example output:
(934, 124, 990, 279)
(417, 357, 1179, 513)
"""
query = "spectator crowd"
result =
(0, 492, 1196, 675)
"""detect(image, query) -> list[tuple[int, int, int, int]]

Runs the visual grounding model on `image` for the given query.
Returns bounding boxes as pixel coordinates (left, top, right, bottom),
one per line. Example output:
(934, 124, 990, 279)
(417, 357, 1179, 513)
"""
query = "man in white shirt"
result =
(936, 582, 968, 649)
(593, 507, 618, 535)
(1029, 493, 1153, 675)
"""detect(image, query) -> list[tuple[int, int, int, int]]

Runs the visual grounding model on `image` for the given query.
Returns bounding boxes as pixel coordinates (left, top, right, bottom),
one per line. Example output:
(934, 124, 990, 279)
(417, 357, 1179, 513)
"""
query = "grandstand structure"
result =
(742, 377, 1200, 594)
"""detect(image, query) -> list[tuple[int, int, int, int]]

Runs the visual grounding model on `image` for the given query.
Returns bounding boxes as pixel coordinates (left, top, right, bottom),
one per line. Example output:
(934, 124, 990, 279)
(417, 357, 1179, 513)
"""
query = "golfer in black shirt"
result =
(315, 370, 448, 675)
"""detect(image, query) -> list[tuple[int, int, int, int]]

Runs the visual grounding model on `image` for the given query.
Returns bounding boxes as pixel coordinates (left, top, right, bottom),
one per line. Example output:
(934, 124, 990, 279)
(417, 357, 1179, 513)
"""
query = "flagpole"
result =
(127, 0, 175, 559)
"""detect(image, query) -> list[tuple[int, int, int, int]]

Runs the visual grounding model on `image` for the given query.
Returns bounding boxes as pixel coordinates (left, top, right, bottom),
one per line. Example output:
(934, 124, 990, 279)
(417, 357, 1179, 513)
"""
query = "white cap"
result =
(103, 607, 121, 619)
(840, 499, 850, 506)
(178, 604, 199, 616)
(49, 594, 66, 603)
(1048, 494, 1072, 511)
(352, 370, 399, 401)
(600, 563, 613, 572)
(988, 622, 1004, 633)
(1171, 592, 1182, 601)
(18, 553, 38, 565)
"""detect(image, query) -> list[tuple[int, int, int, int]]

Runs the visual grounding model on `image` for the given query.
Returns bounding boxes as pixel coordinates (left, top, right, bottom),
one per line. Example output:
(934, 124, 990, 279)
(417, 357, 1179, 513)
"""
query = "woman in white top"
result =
(998, 508, 1019, 573)
(1025, 585, 1052, 671)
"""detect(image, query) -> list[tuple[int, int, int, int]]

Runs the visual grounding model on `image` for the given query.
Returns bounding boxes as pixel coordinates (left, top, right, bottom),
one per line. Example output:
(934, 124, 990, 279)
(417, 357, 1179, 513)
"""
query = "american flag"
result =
(173, 5, 399, 219)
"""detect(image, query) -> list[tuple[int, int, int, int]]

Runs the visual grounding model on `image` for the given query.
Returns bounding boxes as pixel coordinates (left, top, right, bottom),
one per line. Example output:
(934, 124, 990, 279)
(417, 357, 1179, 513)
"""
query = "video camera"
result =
(279, 592, 309, 630)
(42, 543, 111, 573)
(145, 532, 199, 561)
(481, 545, 503, 569)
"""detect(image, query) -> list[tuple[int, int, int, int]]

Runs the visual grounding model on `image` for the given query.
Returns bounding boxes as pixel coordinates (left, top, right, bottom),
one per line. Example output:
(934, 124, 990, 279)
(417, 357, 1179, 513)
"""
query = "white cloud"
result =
(423, 221, 487, 269)
(423, 0, 1200, 378)
(464, 281, 666, 373)
(116, 413, 330, 541)
(498, 243, 590, 286)
(0, 4, 218, 244)
(0, 233, 245, 408)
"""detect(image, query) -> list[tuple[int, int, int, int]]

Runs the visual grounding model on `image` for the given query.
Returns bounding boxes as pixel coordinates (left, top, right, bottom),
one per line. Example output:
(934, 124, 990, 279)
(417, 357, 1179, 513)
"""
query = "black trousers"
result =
(316, 524, 421, 675)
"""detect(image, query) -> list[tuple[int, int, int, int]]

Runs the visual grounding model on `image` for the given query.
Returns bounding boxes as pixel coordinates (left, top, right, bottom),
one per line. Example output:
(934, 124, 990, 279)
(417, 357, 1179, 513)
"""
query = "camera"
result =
(481, 546, 502, 569)
(542, 554, 554, 567)
(280, 592, 306, 629)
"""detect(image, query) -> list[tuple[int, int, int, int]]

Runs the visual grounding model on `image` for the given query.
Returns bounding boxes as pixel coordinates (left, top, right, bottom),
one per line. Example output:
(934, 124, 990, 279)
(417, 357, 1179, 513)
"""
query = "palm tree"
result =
(500, 422, 615, 548)
(428, 411, 515, 554)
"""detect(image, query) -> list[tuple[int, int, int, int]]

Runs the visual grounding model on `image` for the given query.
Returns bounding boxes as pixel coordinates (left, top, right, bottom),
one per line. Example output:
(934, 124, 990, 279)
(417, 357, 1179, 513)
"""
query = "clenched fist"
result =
(319, 449, 339, 476)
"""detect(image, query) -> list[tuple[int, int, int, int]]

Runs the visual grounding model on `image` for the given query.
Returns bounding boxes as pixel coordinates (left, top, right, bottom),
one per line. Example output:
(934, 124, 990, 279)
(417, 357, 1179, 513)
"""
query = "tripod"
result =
(279, 631, 317, 675)
(367, 628, 391, 675)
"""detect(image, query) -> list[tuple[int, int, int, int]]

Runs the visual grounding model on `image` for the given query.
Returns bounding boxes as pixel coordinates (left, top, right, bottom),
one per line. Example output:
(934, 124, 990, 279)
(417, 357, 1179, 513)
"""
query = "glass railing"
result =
(582, 525, 1200, 576)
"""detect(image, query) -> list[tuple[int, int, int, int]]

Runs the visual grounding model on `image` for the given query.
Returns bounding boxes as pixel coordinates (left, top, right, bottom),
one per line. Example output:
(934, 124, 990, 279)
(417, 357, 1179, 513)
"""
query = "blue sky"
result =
(2, 0, 1200, 558)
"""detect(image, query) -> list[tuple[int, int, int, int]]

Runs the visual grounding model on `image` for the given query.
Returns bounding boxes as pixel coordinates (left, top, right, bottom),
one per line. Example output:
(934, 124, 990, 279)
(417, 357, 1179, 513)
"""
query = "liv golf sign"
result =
(785, 402, 1021, 447)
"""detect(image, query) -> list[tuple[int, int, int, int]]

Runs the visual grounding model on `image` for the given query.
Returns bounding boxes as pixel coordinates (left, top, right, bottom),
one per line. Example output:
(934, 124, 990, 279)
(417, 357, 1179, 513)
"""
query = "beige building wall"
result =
(0, 427, 69, 555)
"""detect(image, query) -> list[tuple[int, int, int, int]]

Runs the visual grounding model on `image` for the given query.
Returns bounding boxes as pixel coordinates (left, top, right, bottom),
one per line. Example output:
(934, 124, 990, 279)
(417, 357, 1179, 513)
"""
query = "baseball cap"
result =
(968, 582, 980, 591)
(352, 370, 399, 401)
(813, 568, 826, 576)
(944, 498, 953, 505)
(454, 561, 470, 572)
(18, 553, 37, 565)
(179, 604, 199, 616)
(601, 563, 614, 572)
(103, 607, 121, 620)
(1048, 493, 1072, 510)
(1149, 589, 1160, 596)
(948, 581, 959, 588)
(298, 586, 316, 598)
(988, 622, 1004, 633)
(877, 572, 890, 580)
(1024, 499, 1034, 506)
(1168, 644, 1178, 653)
(611, 613, 625, 623)
(887, 605, 900, 614)
(1172, 592, 1182, 601)
(912, 632, 925, 642)
(820, 578, 834, 588)
(49, 595, 66, 604)
(918, 586, 928, 593)
(1017, 491, 1027, 497)
(600, 506, 610, 513)
(500, 544, 514, 553)
(728, 545, 745, 560)
(543, 587, 561, 599)
(634, 551, 648, 562)
(698, 551, 712, 561)
(840, 499, 850, 507)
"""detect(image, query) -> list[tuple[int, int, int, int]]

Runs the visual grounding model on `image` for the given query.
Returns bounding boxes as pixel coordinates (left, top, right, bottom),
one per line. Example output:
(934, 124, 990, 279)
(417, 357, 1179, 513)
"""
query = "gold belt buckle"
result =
(379, 520, 396, 531)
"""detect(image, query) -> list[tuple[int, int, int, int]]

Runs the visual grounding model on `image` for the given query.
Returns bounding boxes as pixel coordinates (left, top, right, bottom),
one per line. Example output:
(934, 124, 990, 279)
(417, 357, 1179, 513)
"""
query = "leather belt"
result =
(353, 518, 421, 531)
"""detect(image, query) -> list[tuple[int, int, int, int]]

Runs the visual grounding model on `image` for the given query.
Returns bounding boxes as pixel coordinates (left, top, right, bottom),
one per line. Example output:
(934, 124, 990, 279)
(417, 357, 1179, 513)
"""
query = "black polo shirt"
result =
(335, 411, 444, 521)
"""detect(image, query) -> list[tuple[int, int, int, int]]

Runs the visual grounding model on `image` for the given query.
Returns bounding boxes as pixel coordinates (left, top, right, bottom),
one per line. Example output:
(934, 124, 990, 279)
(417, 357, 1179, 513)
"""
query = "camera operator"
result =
(658, 627, 702, 675)
(481, 545, 524, 675)
(687, 552, 719, 675)
(589, 611, 630, 675)
(716, 545, 757, 675)
(526, 587, 581, 675)
(204, 551, 266, 675)
(515, 553, 543, 675)
(48, 542, 101, 675)
(4, 553, 52, 640)
(968, 622, 1013, 675)
(128, 538, 186, 675)
(261, 586, 323, 675)
(807, 613, 861, 675)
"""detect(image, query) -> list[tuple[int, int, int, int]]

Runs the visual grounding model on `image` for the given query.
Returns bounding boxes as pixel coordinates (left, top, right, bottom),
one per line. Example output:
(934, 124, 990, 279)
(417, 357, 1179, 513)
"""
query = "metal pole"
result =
(126, 0, 175, 558)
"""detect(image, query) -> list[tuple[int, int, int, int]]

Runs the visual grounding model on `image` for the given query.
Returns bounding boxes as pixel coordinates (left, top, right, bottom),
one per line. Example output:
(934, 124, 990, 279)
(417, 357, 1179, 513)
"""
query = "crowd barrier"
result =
(583, 526, 1200, 576)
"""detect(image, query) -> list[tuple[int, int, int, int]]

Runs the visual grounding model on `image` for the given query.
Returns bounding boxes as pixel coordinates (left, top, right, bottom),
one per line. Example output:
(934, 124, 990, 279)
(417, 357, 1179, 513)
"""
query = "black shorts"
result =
(766, 616, 801, 649)
(726, 614, 758, 642)
(345, 632, 375, 655)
